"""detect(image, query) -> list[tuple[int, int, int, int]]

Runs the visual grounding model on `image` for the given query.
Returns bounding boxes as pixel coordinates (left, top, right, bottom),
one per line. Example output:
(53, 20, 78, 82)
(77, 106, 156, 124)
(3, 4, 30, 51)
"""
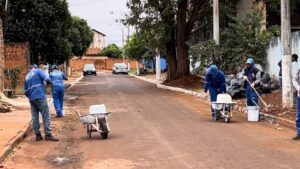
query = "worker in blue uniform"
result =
(49, 65, 68, 118)
(204, 64, 227, 119)
(243, 57, 261, 107)
(24, 64, 59, 141)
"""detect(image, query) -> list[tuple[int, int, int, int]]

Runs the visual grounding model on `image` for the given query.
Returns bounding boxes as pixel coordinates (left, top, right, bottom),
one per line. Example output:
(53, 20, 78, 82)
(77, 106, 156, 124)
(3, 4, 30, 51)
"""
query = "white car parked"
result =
(112, 63, 128, 74)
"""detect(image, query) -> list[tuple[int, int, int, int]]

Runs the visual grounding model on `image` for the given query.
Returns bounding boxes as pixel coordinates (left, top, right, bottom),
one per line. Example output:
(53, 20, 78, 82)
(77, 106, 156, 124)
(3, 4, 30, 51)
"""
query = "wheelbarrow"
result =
(76, 104, 111, 139)
(211, 94, 236, 123)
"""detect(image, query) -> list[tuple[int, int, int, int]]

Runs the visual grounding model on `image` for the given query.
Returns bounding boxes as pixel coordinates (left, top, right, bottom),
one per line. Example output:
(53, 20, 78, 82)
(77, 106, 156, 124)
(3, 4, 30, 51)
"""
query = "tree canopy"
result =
(69, 16, 94, 57)
(190, 11, 280, 74)
(3, 0, 93, 64)
(101, 44, 122, 58)
(124, 0, 209, 81)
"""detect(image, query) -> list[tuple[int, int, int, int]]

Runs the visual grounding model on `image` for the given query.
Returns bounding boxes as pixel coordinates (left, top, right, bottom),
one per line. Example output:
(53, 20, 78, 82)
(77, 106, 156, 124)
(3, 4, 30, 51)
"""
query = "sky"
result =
(67, 0, 132, 47)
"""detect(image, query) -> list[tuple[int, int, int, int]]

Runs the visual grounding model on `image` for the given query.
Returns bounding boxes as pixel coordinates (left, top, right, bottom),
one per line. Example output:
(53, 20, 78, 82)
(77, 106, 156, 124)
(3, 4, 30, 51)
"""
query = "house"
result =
(86, 29, 106, 55)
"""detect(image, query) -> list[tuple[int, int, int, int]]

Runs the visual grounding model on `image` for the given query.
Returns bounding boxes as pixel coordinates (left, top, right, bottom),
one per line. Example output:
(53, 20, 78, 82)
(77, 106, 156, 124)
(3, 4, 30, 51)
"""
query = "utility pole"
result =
(213, 0, 220, 45)
(122, 28, 125, 63)
(156, 48, 161, 84)
(281, 0, 293, 108)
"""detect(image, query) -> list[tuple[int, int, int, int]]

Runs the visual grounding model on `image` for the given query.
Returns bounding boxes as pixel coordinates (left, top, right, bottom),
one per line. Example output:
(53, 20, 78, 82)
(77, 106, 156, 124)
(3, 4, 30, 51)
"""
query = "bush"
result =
(190, 10, 280, 74)
(4, 68, 21, 90)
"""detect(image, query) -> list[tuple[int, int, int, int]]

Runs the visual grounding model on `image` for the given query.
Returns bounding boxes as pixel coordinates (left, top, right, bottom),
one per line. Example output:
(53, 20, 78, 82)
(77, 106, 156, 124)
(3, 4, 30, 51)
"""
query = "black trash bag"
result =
(231, 89, 243, 99)
(260, 83, 272, 94)
(261, 73, 271, 84)
(226, 76, 232, 86)
(230, 78, 239, 87)
(270, 79, 280, 90)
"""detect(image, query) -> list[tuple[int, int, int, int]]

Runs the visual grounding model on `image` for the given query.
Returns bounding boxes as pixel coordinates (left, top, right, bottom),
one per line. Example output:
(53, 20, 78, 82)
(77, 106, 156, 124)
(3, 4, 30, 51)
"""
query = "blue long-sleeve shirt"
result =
(49, 70, 68, 88)
(24, 69, 51, 101)
(204, 70, 226, 93)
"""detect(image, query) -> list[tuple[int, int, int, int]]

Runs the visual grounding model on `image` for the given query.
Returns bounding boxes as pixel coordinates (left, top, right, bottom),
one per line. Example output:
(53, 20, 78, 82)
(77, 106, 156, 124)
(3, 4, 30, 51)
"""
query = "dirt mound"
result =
(0, 101, 12, 113)
(164, 75, 204, 92)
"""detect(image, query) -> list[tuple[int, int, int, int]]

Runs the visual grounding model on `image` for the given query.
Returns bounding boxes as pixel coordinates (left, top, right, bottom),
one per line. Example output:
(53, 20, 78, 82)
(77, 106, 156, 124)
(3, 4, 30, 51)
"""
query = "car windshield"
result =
(114, 63, 126, 68)
(84, 64, 95, 69)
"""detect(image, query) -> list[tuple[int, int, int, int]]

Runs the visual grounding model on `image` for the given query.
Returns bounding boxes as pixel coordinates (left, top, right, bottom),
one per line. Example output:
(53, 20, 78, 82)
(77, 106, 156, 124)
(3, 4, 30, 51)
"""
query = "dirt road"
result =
(3, 72, 300, 169)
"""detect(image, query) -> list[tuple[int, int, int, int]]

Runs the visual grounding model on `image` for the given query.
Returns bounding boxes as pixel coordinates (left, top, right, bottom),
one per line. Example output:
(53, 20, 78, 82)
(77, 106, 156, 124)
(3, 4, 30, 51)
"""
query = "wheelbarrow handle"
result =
(246, 79, 269, 108)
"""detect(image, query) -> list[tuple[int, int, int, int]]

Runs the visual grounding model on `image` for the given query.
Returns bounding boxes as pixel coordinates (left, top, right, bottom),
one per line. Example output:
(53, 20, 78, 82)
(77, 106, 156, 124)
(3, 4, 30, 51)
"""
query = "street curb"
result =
(129, 74, 296, 129)
(129, 73, 157, 84)
(0, 120, 32, 162)
(66, 75, 83, 91)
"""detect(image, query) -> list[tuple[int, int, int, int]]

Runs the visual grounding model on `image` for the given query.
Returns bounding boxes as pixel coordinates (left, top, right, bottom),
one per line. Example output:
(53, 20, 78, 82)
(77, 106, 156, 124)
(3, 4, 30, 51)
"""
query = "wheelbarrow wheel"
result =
(87, 125, 92, 138)
(213, 111, 218, 121)
(101, 133, 108, 139)
(225, 118, 230, 123)
(99, 120, 109, 139)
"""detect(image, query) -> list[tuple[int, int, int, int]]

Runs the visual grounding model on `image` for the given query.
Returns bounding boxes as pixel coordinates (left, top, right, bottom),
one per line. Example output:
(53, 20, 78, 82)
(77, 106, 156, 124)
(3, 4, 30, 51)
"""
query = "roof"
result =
(86, 48, 101, 55)
(92, 29, 106, 36)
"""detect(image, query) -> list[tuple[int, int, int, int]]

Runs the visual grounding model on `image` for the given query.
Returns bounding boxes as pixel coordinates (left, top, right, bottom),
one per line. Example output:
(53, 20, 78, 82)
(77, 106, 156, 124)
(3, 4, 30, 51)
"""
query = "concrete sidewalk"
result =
(0, 109, 31, 162)
(0, 74, 83, 164)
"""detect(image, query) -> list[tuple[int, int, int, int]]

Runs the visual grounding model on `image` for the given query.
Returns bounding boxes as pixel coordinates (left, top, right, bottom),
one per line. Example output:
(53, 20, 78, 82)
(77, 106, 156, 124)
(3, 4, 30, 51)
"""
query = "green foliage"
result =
(124, 34, 146, 61)
(124, 31, 159, 61)
(4, 68, 21, 90)
(101, 44, 122, 58)
(3, 0, 92, 64)
(69, 16, 94, 57)
(256, 0, 300, 14)
(190, 11, 280, 74)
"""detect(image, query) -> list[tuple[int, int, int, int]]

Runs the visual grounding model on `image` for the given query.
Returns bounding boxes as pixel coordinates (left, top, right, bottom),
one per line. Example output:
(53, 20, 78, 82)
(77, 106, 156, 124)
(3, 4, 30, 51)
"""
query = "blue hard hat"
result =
(208, 64, 218, 75)
(52, 65, 58, 69)
(30, 64, 38, 69)
(246, 58, 254, 65)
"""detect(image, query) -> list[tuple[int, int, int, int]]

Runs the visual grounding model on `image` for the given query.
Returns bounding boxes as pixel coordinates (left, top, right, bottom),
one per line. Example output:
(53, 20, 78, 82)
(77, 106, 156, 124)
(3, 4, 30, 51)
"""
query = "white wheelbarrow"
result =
(77, 104, 111, 139)
(211, 94, 236, 123)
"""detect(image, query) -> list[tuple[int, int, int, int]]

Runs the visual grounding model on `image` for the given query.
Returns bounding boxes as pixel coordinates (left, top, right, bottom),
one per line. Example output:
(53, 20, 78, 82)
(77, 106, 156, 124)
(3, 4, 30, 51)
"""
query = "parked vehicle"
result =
(112, 63, 128, 74)
(83, 64, 97, 76)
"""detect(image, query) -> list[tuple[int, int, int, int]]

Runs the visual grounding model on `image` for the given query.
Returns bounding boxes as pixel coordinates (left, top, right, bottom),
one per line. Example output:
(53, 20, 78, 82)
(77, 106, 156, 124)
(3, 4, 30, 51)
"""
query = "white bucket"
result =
(247, 106, 259, 122)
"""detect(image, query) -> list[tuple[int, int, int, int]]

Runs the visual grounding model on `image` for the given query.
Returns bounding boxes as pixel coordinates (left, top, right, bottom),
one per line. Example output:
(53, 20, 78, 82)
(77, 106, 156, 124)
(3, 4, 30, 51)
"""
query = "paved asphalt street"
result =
(3, 72, 300, 169)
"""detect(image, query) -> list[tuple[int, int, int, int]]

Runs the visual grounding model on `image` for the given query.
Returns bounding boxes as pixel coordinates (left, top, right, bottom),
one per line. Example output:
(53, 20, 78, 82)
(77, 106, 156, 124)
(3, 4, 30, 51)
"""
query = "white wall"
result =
(89, 31, 105, 50)
(265, 31, 300, 78)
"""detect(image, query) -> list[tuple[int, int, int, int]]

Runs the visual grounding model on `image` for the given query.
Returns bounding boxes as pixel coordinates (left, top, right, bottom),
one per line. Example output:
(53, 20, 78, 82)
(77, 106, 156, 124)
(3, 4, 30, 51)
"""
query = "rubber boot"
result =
(45, 135, 59, 142)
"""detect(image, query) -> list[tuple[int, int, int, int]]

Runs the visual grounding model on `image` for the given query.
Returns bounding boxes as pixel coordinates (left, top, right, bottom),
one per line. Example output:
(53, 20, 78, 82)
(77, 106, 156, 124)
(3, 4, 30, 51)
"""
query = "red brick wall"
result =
(70, 58, 96, 71)
(0, 18, 4, 91)
(4, 43, 30, 87)
(70, 57, 143, 71)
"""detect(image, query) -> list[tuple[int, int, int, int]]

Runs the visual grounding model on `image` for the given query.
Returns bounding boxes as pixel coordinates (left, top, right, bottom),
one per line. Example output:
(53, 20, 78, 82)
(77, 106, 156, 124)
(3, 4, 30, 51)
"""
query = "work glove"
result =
(251, 83, 255, 88)
(243, 76, 248, 81)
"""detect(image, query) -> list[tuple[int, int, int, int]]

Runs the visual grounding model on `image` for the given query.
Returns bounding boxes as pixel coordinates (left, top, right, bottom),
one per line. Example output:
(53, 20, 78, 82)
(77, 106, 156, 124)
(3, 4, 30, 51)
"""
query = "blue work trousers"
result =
(246, 89, 258, 106)
(29, 99, 52, 136)
(52, 86, 65, 117)
(296, 97, 300, 135)
(209, 87, 220, 113)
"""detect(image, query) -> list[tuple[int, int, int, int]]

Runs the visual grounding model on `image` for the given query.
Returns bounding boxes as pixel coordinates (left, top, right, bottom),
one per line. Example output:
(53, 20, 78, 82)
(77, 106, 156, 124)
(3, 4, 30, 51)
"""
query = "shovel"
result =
(246, 79, 271, 111)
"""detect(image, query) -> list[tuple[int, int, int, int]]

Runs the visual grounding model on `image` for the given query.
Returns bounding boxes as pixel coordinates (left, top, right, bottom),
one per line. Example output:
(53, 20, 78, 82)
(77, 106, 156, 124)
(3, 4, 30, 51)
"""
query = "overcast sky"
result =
(67, 0, 131, 47)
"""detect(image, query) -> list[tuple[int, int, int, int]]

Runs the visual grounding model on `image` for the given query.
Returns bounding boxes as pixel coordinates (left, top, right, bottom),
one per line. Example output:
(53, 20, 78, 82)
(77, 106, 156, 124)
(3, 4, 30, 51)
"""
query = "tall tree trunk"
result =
(176, 0, 190, 78)
(165, 40, 177, 82)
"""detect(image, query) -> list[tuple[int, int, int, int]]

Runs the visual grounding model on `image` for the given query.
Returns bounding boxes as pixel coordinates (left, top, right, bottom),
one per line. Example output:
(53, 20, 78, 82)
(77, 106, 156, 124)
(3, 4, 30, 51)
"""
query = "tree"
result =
(101, 44, 122, 58)
(3, 0, 72, 64)
(190, 11, 280, 74)
(124, 0, 209, 81)
(124, 34, 147, 61)
(69, 16, 94, 57)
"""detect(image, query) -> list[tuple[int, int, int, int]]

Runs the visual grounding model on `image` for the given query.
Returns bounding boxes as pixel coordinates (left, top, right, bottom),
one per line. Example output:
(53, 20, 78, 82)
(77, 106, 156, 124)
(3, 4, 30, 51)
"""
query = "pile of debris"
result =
(0, 102, 12, 113)
(226, 67, 280, 99)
